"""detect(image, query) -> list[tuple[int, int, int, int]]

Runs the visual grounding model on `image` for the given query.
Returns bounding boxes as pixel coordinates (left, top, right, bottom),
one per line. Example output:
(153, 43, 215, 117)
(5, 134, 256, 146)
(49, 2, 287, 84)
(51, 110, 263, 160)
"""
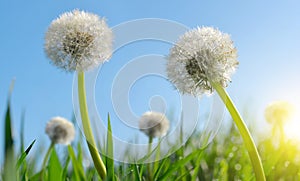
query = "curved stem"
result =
(78, 72, 106, 179)
(211, 82, 266, 181)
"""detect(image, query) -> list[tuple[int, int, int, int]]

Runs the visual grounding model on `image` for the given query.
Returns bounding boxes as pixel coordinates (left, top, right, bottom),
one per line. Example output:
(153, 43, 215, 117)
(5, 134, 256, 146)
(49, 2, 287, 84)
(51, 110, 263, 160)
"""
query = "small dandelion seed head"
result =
(265, 101, 295, 124)
(138, 111, 170, 138)
(284, 161, 290, 167)
(235, 163, 242, 171)
(167, 27, 238, 96)
(44, 9, 113, 72)
(45, 116, 75, 145)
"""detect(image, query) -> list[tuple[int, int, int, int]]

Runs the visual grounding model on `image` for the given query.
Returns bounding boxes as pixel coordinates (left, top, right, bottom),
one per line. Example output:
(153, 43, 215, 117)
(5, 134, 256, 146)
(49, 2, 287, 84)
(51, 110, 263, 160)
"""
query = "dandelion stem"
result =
(148, 136, 153, 157)
(78, 72, 106, 179)
(153, 139, 161, 175)
(211, 82, 266, 181)
(41, 142, 54, 180)
(148, 136, 153, 181)
(279, 123, 285, 146)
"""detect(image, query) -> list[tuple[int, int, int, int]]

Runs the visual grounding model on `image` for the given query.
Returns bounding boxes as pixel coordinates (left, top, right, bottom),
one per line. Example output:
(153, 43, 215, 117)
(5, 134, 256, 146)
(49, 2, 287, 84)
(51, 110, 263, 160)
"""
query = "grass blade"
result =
(158, 148, 204, 180)
(76, 141, 85, 172)
(191, 151, 203, 181)
(16, 139, 36, 169)
(3, 98, 16, 181)
(68, 145, 85, 180)
(132, 164, 143, 181)
(48, 147, 63, 181)
(29, 171, 42, 181)
(106, 113, 115, 181)
(20, 110, 26, 154)
(174, 167, 194, 181)
(153, 157, 168, 180)
(4, 101, 14, 156)
(62, 155, 70, 180)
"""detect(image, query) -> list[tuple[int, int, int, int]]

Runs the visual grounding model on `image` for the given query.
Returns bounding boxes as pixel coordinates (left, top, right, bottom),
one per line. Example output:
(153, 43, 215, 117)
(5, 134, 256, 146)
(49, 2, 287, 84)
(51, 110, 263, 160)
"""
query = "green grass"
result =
(1, 96, 300, 181)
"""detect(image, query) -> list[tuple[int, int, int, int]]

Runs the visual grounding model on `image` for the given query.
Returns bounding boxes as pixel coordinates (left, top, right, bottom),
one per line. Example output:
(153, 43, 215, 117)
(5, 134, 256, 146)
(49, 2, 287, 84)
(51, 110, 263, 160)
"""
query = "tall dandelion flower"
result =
(139, 111, 170, 138)
(44, 9, 113, 72)
(167, 27, 238, 96)
(45, 116, 75, 145)
(167, 27, 265, 180)
(44, 9, 112, 179)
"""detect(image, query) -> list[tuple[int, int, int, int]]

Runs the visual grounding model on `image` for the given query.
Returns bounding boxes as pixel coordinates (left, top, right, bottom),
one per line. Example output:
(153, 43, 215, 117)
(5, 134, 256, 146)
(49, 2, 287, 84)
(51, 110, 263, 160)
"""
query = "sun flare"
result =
(284, 114, 300, 141)
(282, 102, 300, 141)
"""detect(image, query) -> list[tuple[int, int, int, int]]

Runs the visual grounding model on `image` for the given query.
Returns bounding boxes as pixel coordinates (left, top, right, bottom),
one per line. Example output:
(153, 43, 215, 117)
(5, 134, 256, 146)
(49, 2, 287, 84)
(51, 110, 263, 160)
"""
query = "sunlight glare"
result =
(284, 108, 300, 141)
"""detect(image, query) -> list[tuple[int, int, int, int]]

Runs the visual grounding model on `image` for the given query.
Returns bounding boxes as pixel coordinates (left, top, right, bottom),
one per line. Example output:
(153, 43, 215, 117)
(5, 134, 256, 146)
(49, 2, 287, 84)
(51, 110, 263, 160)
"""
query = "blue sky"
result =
(1, 0, 300, 162)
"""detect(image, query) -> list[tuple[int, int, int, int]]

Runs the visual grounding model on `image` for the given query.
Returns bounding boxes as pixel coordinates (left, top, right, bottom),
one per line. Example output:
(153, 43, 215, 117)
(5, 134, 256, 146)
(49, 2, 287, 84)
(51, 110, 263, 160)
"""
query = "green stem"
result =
(211, 82, 266, 181)
(41, 142, 54, 180)
(153, 139, 161, 176)
(148, 136, 153, 181)
(279, 123, 285, 146)
(78, 72, 106, 179)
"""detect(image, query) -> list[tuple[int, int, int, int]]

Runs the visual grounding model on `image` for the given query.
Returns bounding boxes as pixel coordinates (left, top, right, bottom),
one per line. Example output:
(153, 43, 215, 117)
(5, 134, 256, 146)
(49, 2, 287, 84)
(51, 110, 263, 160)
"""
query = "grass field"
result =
(1, 93, 300, 181)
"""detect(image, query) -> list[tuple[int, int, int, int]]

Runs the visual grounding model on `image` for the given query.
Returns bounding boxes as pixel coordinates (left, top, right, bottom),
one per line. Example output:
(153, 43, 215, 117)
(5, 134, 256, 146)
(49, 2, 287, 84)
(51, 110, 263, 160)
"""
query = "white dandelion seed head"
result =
(139, 111, 170, 138)
(44, 9, 113, 72)
(45, 116, 75, 145)
(167, 27, 238, 96)
(265, 101, 295, 124)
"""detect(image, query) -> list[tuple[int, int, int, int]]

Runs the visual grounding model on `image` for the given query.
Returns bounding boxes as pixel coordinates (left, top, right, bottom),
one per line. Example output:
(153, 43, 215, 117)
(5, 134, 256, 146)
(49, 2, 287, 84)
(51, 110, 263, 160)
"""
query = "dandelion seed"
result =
(45, 116, 75, 145)
(167, 27, 238, 96)
(139, 111, 170, 138)
(44, 9, 113, 72)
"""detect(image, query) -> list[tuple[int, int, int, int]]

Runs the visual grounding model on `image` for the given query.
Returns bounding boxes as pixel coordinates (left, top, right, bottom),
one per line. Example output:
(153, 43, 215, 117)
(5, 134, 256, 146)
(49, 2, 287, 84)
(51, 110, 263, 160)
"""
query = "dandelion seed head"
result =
(45, 116, 75, 145)
(44, 9, 113, 72)
(167, 27, 238, 96)
(235, 163, 242, 171)
(139, 111, 170, 138)
(265, 101, 295, 124)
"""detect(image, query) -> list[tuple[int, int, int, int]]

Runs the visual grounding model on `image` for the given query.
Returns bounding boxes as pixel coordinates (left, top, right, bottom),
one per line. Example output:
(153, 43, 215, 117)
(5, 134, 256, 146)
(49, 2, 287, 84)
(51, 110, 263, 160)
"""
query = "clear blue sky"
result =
(1, 0, 300, 162)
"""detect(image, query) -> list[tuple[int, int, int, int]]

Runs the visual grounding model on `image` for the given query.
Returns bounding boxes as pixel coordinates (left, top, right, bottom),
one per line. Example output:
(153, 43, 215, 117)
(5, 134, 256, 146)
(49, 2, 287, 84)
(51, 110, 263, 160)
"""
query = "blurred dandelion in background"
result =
(45, 116, 75, 145)
(265, 101, 296, 144)
(42, 116, 76, 178)
(138, 111, 170, 180)
(139, 111, 170, 138)
(265, 101, 294, 125)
